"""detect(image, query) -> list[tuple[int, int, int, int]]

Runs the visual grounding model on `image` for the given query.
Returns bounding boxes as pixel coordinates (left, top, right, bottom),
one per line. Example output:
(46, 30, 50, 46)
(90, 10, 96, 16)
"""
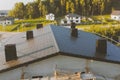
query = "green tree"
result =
(80, 0, 85, 16)
(71, 2, 75, 13)
(60, 0, 66, 15)
(25, 3, 34, 19)
(66, 1, 70, 13)
(42, 5, 48, 16)
(9, 2, 25, 19)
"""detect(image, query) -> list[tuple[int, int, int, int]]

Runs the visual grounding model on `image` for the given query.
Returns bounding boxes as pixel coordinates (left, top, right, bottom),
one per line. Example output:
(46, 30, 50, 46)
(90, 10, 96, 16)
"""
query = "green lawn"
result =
(76, 14, 120, 29)
(0, 18, 56, 32)
(0, 24, 18, 32)
(0, 15, 119, 32)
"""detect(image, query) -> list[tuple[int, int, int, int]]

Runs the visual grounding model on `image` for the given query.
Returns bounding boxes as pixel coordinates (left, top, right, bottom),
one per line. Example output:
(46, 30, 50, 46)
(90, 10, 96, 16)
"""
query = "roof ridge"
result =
(49, 25, 60, 52)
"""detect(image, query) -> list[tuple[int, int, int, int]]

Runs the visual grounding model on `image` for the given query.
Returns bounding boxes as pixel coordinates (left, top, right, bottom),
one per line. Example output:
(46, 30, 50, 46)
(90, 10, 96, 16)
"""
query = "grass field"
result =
(0, 18, 56, 32)
(0, 15, 119, 32)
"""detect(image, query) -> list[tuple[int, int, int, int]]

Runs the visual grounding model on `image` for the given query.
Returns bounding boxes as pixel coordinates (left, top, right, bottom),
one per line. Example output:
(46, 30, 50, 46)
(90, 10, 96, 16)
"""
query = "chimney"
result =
(26, 30, 33, 40)
(5, 44, 17, 62)
(71, 22, 76, 29)
(71, 22, 78, 37)
(36, 24, 43, 29)
(96, 38, 107, 57)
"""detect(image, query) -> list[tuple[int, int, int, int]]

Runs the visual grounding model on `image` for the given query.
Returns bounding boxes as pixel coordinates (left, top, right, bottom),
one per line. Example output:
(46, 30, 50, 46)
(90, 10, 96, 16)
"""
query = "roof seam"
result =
(49, 25, 60, 52)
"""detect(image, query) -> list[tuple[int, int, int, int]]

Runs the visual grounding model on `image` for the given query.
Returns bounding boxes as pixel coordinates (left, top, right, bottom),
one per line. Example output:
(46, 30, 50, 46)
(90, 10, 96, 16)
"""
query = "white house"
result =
(46, 13, 55, 21)
(0, 17, 14, 26)
(61, 13, 81, 25)
(0, 10, 9, 17)
(111, 10, 120, 20)
(0, 25, 120, 80)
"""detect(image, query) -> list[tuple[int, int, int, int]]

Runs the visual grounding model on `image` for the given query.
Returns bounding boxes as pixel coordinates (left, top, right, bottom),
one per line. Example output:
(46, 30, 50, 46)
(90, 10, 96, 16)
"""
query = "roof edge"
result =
(59, 52, 120, 65)
(0, 53, 59, 74)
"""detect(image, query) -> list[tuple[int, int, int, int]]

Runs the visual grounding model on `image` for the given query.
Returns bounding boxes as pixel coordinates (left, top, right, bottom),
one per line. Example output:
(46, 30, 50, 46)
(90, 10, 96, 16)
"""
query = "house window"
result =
(76, 20, 79, 23)
(64, 21, 67, 23)
(8, 22, 10, 24)
(76, 17, 79, 19)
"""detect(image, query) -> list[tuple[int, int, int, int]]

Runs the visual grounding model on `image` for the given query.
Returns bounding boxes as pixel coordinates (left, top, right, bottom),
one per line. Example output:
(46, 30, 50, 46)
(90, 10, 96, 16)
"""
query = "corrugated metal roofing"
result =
(0, 25, 120, 73)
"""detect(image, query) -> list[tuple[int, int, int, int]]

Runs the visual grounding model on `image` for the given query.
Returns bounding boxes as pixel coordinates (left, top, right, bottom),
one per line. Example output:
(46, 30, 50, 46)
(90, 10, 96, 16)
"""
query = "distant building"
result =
(0, 25, 119, 80)
(0, 10, 9, 17)
(111, 10, 120, 20)
(61, 13, 81, 25)
(0, 17, 14, 26)
(46, 13, 55, 21)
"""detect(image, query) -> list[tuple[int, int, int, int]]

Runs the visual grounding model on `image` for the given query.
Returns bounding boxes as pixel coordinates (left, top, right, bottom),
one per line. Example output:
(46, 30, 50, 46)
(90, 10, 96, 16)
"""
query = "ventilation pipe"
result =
(36, 24, 43, 29)
(26, 30, 34, 40)
(5, 44, 17, 62)
(71, 22, 78, 37)
(96, 38, 107, 57)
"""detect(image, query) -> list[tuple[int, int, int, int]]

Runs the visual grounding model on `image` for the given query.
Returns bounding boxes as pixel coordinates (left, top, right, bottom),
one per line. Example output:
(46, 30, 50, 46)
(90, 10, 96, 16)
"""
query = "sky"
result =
(0, 0, 34, 10)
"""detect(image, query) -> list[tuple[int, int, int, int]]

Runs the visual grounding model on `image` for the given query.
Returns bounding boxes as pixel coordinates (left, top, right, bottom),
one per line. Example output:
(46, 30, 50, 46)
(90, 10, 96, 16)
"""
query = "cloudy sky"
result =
(0, 0, 34, 10)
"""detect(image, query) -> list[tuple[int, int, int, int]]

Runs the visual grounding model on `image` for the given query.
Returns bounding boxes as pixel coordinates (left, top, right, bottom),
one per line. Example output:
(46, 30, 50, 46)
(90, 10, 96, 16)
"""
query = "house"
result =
(0, 17, 14, 26)
(46, 13, 55, 21)
(111, 10, 120, 20)
(61, 13, 81, 25)
(0, 24, 119, 80)
(0, 10, 9, 17)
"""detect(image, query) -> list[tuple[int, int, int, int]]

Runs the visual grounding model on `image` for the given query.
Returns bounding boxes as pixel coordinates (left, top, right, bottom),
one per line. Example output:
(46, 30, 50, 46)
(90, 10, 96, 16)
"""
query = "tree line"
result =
(9, 0, 113, 19)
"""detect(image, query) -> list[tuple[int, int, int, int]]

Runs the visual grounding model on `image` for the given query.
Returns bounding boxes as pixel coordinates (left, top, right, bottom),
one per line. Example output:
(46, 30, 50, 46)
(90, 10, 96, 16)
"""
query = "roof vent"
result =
(26, 30, 34, 40)
(71, 22, 78, 37)
(36, 24, 43, 29)
(96, 39, 107, 57)
(5, 44, 17, 62)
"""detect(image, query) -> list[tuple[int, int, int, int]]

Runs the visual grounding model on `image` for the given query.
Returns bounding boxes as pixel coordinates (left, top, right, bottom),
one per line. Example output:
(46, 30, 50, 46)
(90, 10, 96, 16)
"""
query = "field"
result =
(0, 18, 56, 32)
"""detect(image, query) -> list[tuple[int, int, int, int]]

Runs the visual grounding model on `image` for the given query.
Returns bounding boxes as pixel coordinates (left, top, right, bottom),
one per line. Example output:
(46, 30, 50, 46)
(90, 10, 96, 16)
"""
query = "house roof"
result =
(0, 25, 120, 73)
(46, 13, 54, 16)
(0, 17, 14, 21)
(111, 10, 120, 15)
(66, 13, 81, 17)
(0, 10, 9, 15)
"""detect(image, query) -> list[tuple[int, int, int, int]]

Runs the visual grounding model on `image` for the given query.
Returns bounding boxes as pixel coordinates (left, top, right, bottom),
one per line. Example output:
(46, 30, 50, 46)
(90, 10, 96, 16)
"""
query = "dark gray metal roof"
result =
(0, 25, 120, 73)
(66, 13, 81, 17)
(51, 25, 120, 63)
